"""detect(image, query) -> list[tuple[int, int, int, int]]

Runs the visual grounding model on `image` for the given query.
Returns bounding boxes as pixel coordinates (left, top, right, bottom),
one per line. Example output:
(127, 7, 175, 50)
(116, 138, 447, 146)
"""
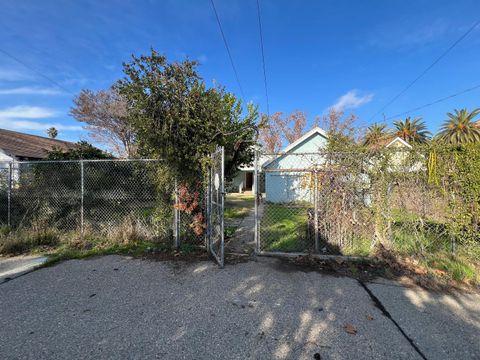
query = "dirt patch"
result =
(143, 247, 210, 263)
(267, 251, 480, 294)
(143, 247, 252, 266)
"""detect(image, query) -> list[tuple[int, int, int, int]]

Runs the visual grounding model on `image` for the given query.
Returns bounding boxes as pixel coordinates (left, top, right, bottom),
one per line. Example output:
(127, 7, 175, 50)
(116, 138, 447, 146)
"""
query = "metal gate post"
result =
(314, 170, 319, 252)
(219, 146, 225, 268)
(206, 169, 212, 252)
(254, 149, 259, 253)
(7, 161, 12, 227)
(80, 160, 84, 236)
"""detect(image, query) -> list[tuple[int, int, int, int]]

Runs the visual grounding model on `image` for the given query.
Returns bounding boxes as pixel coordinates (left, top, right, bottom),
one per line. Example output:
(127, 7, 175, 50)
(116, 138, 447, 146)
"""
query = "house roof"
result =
(262, 127, 328, 169)
(385, 136, 412, 149)
(280, 127, 328, 154)
(0, 128, 76, 159)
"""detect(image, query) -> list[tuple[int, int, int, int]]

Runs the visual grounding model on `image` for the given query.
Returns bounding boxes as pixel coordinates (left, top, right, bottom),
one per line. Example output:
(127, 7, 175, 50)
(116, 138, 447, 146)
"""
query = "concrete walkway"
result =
(0, 255, 48, 284)
(225, 208, 256, 255)
(0, 255, 478, 359)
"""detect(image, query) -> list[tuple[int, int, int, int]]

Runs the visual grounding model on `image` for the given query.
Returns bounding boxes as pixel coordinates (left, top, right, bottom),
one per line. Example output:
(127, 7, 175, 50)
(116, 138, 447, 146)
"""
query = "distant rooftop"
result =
(0, 128, 75, 159)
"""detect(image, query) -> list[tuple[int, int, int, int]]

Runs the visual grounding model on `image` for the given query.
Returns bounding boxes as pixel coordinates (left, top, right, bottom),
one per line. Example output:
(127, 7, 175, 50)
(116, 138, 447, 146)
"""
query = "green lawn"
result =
(224, 194, 254, 220)
(260, 204, 311, 252)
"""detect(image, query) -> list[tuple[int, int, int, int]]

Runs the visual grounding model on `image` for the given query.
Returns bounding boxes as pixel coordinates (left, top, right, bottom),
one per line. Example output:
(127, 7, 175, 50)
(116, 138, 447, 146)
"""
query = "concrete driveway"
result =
(0, 256, 478, 360)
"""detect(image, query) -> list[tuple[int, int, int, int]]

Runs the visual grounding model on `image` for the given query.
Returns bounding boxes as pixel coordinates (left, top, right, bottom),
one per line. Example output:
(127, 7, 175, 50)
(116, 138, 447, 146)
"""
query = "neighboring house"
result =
(384, 136, 422, 172)
(0, 128, 75, 163)
(262, 127, 328, 203)
(385, 136, 412, 150)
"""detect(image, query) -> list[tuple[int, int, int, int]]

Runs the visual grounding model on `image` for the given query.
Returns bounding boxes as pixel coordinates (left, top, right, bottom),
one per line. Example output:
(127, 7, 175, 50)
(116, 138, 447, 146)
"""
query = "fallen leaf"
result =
(344, 323, 357, 335)
(432, 269, 447, 277)
(414, 266, 428, 275)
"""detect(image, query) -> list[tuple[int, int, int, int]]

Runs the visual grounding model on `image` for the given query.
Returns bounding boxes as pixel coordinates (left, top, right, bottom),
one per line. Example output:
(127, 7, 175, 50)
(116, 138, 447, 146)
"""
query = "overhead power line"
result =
(0, 48, 75, 96)
(384, 83, 480, 121)
(256, 0, 270, 119)
(370, 18, 480, 121)
(210, 0, 245, 101)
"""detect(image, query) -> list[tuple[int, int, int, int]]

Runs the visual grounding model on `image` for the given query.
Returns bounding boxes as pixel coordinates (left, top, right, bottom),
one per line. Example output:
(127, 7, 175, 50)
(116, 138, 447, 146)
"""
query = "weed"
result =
(224, 226, 237, 239)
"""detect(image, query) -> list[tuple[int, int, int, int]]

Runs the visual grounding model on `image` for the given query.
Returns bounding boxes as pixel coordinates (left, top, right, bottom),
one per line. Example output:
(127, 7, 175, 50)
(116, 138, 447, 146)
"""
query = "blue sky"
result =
(0, 0, 479, 143)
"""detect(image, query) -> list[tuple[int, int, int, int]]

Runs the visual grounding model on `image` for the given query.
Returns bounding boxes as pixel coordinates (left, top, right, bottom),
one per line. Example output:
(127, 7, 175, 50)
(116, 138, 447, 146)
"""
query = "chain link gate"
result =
(207, 146, 225, 267)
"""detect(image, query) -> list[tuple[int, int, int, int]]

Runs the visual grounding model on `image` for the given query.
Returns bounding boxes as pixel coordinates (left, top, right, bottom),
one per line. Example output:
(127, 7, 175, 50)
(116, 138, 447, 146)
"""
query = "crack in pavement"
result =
(358, 280, 428, 360)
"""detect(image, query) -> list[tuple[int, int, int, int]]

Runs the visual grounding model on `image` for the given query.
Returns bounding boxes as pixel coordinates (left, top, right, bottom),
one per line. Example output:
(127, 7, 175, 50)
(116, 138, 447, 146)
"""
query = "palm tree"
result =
(363, 123, 391, 148)
(436, 108, 480, 145)
(393, 117, 431, 144)
(47, 127, 58, 139)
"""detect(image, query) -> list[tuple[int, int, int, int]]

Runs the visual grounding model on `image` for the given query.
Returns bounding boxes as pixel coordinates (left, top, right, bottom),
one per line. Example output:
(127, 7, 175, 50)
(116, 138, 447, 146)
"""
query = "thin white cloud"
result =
(0, 69, 35, 82)
(0, 105, 82, 132)
(331, 90, 374, 111)
(0, 86, 65, 96)
(370, 18, 449, 50)
(0, 119, 82, 131)
(0, 105, 58, 119)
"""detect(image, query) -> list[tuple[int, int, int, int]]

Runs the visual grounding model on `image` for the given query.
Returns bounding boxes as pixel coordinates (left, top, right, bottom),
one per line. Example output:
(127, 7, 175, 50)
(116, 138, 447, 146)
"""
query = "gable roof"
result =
(280, 127, 328, 154)
(0, 128, 76, 159)
(385, 136, 412, 149)
(262, 127, 328, 169)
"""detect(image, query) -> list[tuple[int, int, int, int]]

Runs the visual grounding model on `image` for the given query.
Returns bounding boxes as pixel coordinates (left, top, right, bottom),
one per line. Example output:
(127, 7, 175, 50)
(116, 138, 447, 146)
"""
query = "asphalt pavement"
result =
(0, 255, 478, 359)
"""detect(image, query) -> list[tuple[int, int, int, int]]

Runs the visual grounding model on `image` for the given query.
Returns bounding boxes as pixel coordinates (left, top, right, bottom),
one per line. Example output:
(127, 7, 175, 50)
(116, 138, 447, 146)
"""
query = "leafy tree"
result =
(363, 123, 391, 148)
(116, 49, 258, 180)
(393, 117, 431, 144)
(47, 141, 113, 160)
(71, 88, 136, 158)
(436, 108, 480, 145)
(47, 127, 58, 139)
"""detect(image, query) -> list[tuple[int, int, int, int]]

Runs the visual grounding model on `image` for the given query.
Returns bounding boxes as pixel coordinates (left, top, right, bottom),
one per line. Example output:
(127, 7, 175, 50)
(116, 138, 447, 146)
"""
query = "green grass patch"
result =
(261, 204, 310, 252)
(224, 207, 251, 220)
(342, 236, 371, 257)
(226, 194, 254, 202)
(392, 222, 450, 255)
(224, 193, 254, 221)
(224, 225, 237, 239)
(43, 240, 168, 267)
(423, 252, 478, 284)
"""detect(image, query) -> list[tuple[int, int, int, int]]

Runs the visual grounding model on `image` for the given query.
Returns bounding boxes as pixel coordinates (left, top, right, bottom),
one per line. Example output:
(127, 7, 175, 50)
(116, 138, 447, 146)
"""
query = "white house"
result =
(262, 127, 328, 203)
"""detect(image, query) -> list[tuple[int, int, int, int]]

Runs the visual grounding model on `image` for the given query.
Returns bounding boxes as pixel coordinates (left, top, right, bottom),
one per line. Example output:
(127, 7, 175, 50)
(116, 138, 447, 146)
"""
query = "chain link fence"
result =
(255, 149, 480, 262)
(0, 159, 209, 248)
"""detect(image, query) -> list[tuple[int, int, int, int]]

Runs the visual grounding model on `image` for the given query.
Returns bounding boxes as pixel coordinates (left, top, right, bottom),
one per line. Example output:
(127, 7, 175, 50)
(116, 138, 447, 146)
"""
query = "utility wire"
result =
(370, 18, 480, 121)
(210, 0, 245, 101)
(384, 83, 480, 121)
(0, 48, 75, 96)
(256, 0, 270, 119)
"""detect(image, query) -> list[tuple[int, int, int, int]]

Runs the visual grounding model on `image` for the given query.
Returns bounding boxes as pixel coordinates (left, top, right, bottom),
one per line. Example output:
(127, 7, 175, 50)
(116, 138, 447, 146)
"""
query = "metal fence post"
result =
(314, 170, 319, 253)
(173, 179, 179, 249)
(7, 161, 12, 227)
(80, 160, 84, 236)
